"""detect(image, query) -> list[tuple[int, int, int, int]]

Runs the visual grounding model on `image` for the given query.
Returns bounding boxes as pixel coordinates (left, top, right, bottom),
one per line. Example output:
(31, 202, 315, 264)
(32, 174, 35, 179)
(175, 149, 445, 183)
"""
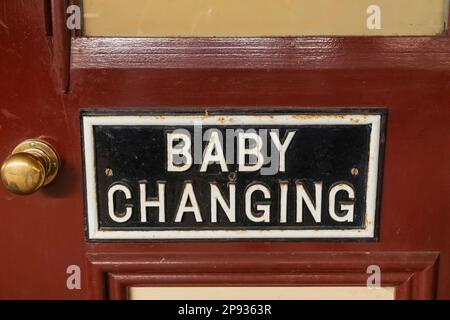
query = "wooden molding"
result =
(86, 251, 439, 300)
(48, 0, 71, 93)
(71, 37, 450, 71)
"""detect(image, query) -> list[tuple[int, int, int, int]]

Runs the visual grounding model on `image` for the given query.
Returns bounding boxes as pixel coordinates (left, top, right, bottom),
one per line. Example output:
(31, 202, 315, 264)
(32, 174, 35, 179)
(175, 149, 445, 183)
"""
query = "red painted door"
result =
(0, 1, 449, 299)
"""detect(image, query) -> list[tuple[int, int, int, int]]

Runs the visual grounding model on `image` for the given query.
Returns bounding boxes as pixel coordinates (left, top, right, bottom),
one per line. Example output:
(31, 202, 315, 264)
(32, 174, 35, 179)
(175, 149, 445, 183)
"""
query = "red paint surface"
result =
(0, 1, 449, 299)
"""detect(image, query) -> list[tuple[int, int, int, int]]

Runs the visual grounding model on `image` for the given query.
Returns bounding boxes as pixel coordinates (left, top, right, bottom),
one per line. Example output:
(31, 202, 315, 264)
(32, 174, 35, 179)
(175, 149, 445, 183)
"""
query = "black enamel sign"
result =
(82, 110, 385, 241)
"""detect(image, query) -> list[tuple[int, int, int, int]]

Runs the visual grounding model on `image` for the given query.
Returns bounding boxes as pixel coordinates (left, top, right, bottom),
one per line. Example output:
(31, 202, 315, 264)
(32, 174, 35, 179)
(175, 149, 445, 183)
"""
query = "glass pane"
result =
(129, 286, 396, 300)
(82, 0, 449, 37)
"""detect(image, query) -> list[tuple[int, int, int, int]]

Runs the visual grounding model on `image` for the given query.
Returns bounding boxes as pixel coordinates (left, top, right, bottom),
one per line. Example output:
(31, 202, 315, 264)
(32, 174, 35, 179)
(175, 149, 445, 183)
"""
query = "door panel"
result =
(82, 0, 448, 36)
(128, 287, 396, 300)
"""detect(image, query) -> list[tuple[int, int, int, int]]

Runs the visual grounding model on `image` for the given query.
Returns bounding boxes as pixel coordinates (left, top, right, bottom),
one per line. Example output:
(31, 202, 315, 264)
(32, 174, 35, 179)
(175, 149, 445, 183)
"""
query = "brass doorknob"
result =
(1, 139, 60, 195)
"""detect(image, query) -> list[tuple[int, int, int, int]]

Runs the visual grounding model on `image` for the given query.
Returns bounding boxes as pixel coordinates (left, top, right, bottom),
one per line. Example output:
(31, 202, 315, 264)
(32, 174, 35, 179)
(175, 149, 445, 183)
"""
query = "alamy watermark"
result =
(66, 265, 81, 290)
(366, 265, 381, 288)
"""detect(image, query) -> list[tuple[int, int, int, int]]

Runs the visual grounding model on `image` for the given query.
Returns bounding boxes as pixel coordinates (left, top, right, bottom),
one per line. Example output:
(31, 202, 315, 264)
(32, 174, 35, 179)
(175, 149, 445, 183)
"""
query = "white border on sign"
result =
(82, 113, 381, 240)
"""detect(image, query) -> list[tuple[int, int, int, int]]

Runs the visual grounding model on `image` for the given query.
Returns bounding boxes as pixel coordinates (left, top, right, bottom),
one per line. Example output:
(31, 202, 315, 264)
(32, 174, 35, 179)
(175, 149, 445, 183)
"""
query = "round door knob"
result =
(1, 139, 60, 195)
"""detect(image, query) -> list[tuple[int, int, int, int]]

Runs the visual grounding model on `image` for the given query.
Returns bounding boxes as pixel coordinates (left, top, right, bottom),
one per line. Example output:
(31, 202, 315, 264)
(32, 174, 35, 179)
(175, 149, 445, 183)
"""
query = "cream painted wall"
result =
(129, 286, 396, 300)
(83, 0, 448, 36)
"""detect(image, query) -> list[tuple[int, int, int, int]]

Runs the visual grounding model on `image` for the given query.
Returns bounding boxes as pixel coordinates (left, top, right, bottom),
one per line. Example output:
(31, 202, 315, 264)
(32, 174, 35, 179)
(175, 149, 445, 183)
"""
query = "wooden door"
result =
(0, 0, 448, 299)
